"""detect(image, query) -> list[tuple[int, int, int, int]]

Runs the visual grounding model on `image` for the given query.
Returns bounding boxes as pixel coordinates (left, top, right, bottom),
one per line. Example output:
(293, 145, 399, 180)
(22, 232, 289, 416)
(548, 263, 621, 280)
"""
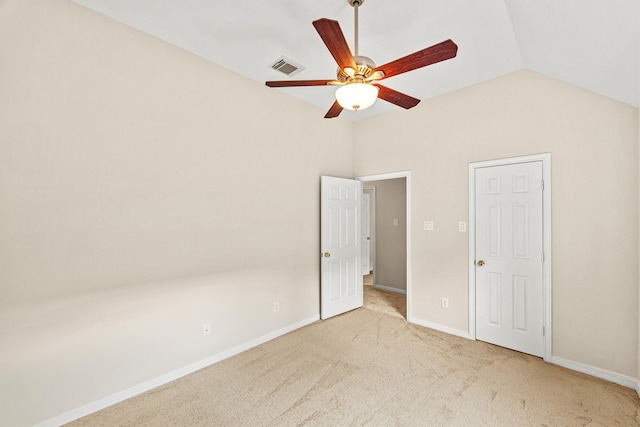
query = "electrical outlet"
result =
(459, 222, 467, 232)
(441, 298, 449, 309)
(273, 301, 280, 312)
(203, 323, 211, 336)
(424, 221, 434, 231)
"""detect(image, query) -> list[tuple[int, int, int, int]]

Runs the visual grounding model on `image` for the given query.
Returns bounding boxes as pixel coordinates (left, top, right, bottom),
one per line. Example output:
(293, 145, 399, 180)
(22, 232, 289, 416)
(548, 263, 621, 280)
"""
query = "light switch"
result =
(459, 222, 467, 232)
(393, 219, 399, 227)
(424, 221, 434, 231)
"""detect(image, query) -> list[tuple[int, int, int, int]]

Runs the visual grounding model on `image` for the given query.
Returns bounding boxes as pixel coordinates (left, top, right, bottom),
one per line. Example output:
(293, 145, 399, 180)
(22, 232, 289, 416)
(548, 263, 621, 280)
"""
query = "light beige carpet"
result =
(363, 275, 406, 319)
(69, 303, 639, 426)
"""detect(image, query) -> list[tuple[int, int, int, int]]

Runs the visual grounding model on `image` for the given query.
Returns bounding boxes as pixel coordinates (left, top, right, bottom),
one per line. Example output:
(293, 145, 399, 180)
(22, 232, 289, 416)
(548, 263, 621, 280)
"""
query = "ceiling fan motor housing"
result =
(337, 55, 376, 82)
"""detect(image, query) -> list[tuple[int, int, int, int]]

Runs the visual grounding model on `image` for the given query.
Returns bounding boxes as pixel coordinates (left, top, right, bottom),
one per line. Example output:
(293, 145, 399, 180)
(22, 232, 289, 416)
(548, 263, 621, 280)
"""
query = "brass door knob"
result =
(477, 260, 485, 266)
(323, 252, 331, 258)
(367, 237, 371, 240)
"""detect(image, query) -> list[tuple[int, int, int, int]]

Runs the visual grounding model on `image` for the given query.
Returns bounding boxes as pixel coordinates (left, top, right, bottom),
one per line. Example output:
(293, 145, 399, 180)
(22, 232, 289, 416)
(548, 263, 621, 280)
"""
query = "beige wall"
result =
(367, 179, 407, 292)
(0, 1, 353, 425)
(353, 70, 639, 378)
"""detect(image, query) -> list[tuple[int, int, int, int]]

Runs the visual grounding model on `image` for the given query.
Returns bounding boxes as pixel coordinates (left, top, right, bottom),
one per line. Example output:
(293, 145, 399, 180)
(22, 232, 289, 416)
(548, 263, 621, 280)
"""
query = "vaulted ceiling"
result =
(73, 0, 639, 121)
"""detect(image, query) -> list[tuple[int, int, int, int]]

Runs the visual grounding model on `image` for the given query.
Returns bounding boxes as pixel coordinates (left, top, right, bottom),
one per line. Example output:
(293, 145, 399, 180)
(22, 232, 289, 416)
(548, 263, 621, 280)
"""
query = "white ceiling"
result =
(73, 0, 640, 120)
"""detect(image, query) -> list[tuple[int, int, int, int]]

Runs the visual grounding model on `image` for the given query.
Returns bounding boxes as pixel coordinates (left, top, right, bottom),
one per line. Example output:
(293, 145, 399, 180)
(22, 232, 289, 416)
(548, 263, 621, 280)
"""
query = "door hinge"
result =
(542, 252, 545, 263)
(542, 325, 545, 336)
(541, 179, 545, 190)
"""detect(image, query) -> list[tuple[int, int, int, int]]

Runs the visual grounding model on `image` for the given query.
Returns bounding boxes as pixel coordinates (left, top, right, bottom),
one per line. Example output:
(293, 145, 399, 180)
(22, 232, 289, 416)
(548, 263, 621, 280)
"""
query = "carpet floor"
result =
(362, 275, 406, 320)
(69, 290, 639, 426)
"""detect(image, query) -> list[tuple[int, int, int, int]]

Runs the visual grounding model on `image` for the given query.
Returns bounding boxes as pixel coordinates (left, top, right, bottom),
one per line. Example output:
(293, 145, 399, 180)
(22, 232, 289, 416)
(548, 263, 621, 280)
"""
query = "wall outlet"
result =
(273, 301, 280, 312)
(459, 222, 467, 232)
(441, 298, 449, 309)
(202, 323, 211, 336)
(424, 221, 434, 231)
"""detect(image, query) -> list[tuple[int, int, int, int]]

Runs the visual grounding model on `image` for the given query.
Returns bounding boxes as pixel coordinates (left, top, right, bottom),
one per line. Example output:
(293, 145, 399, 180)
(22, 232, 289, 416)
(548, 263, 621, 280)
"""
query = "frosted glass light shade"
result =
(335, 83, 378, 111)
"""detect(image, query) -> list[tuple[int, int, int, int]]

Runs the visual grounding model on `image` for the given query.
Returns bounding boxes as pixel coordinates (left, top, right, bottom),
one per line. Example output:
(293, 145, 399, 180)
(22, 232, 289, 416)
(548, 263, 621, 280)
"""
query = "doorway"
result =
(358, 171, 412, 321)
(468, 154, 552, 361)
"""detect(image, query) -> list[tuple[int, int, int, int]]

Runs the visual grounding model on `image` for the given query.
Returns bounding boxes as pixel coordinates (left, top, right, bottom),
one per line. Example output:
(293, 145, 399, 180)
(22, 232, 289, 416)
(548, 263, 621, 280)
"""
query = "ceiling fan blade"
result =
(312, 18, 357, 71)
(324, 100, 344, 119)
(375, 84, 421, 109)
(374, 39, 458, 80)
(266, 80, 335, 88)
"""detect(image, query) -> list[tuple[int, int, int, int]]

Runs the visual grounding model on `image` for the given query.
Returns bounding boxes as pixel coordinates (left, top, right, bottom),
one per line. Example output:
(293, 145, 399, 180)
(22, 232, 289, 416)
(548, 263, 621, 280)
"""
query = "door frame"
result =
(468, 153, 552, 361)
(358, 171, 412, 321)
(363, 185, 376, 275)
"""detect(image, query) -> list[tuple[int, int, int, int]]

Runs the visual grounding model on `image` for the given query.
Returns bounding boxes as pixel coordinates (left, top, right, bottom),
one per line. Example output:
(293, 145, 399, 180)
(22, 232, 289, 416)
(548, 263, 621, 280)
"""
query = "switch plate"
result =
(424, 221, 434, 231)
(203, 323, 211, 336)
(459, 222, 467, 232)
(273, 301, 280, 312)
(441, 298, 449, 309)
(393, 219, 399, 227)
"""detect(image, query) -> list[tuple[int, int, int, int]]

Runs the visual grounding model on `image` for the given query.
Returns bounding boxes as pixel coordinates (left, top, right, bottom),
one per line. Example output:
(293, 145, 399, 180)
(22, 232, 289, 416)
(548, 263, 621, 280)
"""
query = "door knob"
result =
(323, 252, 331, 258)
(477, 260, 485, 266)
(367, 237, 371, 240)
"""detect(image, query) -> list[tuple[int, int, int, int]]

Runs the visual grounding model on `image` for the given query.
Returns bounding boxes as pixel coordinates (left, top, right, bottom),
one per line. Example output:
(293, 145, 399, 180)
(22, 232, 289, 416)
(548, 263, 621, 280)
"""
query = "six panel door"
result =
(320, 176, 363, 320)
(475, 161, 544, 357)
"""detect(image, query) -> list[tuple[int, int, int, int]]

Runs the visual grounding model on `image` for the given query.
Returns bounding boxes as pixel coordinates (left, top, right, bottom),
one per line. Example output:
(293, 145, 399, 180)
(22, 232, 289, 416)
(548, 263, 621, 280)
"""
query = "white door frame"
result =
(363, 185, 376, 275)
(358, 171, 412, 321)
(468, 153, 552, 361)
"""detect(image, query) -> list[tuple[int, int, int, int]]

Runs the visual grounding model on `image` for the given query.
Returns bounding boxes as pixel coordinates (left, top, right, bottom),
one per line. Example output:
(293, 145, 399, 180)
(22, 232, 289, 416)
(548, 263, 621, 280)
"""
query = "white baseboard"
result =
(37, 315, 320, 427)
(551, 356, 638, 391)
(373, 283, 407, 295)
(409, 317, 471, 340)
(636, 379, 640, 398)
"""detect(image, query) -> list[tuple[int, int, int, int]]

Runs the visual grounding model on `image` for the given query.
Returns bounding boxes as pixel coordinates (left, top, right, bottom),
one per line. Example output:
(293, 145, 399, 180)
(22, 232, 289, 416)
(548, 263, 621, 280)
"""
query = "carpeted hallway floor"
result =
(362, 274, 406, 319)
(69, 280, 639, 426)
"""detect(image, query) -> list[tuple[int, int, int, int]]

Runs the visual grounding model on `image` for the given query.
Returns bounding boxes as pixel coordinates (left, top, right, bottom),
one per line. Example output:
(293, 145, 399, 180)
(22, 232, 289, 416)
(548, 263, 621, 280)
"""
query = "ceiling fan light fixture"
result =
(335, 83, 378, 111)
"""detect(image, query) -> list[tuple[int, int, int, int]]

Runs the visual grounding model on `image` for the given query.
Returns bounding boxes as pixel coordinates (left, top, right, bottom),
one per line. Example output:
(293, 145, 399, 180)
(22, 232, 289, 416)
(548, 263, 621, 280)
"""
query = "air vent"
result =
(269, 55, 305, 77)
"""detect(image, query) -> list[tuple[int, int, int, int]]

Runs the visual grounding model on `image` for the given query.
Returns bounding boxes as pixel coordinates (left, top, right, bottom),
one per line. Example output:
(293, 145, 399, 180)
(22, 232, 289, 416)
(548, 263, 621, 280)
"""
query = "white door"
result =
(475, 161, 544, 357)
(321, 176, 363, 320)
(361, 192, 371, 275)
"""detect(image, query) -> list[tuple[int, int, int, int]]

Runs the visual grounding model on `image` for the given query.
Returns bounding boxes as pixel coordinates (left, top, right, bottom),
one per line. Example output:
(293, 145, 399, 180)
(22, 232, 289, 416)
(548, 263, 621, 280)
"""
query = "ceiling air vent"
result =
(269, 55, 305, 77)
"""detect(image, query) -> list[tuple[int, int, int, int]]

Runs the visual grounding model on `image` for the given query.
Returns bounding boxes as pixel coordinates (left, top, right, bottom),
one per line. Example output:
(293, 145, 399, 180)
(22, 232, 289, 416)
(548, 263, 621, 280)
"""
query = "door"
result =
(361, 192, 371, 275)
(475, 161, 544, 357)
(320, 176, 363, 320)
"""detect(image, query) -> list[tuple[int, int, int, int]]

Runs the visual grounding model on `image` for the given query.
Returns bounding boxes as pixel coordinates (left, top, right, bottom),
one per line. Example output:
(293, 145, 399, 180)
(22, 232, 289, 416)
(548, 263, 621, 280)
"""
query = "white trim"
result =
(373, 283, 407, 295)
(636, 379, 640, 398)
(411, 317, 472, 340)
(551, 356, 639, 391)
(468, 153, 552, 361)
(357, 171, 412, 321)
(363, 185, 376, 281)
(36, 315, 320, 427)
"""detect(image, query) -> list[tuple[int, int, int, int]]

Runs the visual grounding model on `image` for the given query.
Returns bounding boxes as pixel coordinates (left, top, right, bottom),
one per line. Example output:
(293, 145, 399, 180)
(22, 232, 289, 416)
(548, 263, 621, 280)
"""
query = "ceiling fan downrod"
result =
(349, 0, 363, 56)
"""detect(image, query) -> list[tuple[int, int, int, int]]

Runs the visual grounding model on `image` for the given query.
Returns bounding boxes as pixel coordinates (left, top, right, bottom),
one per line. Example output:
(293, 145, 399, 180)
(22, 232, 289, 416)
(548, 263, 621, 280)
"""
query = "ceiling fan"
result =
(265, 0, 458, 118)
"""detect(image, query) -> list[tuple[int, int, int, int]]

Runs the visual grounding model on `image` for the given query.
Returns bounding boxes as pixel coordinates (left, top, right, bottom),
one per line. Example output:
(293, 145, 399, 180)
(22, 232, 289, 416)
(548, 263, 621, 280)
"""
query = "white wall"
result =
(0, 1, 353, 425)
(353, 70, 639, 379)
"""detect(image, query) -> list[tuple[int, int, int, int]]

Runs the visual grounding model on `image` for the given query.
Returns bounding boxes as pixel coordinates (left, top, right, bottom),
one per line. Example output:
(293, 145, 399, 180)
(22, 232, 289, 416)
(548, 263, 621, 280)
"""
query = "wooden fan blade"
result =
(312, 18, 357, 70)
(324, 100, 343, 119)
(266, 80, 335, 88)
(374, 39, 458, 80)
(375, 84, 420, 109)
